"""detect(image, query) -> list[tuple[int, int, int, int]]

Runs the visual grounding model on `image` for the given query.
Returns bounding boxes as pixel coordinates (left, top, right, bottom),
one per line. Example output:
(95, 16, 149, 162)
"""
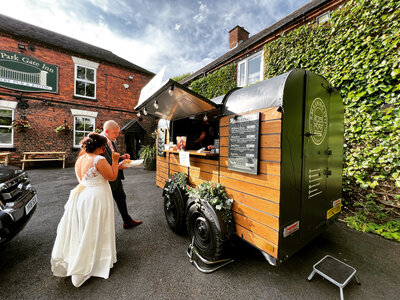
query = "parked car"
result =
(0, 165, 37, 247)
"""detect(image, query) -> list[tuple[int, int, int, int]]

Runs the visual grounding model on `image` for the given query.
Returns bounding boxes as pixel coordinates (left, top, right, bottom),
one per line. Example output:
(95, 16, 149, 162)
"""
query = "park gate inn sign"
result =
(0, 50, 58, 93)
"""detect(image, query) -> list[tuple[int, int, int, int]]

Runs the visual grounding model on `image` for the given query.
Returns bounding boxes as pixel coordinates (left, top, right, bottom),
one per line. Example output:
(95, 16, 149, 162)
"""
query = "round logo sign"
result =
(309, 98, 328, 145)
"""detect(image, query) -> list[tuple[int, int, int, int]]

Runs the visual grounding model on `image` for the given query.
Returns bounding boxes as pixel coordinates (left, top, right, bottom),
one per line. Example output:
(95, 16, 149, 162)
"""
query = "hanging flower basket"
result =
(55, 122, 72, 134)
(12, 119, 32, 132)
(95, 126, 103, 133)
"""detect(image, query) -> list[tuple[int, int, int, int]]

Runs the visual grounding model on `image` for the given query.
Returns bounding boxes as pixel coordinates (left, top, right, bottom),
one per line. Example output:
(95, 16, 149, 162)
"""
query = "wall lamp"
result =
(18, 44, 26, 50)
(137, 111, 141, 117)
(123, 83, 129, 89)
(143, 107, 148, 115)
(153, 100, 159, 109)
(203, 114, 208, 122)
(128, 75, 134, 80)
(168, 84, 174, 96)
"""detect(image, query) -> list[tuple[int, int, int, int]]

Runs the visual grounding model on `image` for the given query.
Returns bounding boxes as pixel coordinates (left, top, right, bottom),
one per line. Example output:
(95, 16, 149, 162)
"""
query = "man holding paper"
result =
(102, 120, 142, 229)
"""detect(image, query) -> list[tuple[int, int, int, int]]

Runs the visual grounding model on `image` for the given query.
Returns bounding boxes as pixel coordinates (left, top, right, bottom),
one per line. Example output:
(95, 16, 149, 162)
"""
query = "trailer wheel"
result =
(164, 187, 186, 234)
(186, 201, 224, 261)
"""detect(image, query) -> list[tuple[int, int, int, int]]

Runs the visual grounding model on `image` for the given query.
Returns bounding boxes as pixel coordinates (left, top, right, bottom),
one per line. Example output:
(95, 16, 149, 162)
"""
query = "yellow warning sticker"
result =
(327, 204, 341, 219)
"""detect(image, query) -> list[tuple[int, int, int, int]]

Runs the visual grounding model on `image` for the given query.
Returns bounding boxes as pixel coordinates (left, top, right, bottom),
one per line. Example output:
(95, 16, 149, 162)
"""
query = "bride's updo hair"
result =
(80, 132, 107, 153)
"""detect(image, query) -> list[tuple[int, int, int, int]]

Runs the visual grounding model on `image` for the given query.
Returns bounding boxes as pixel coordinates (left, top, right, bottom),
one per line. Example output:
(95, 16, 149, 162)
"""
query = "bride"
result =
(51, 132, 120, 287)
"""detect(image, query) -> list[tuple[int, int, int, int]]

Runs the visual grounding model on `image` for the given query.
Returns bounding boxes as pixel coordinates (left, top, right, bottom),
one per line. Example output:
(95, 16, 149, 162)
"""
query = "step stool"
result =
(308, 255, 360, 300)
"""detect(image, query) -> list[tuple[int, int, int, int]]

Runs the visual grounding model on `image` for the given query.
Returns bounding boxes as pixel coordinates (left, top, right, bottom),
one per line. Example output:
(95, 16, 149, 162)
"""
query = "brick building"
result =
(181, 0, 347, 87)
(0, 14, 155, 167)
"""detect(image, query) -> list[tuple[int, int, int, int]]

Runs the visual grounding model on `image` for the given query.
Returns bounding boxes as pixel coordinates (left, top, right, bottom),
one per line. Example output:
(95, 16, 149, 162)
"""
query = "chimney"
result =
(229, 25, 249, 49)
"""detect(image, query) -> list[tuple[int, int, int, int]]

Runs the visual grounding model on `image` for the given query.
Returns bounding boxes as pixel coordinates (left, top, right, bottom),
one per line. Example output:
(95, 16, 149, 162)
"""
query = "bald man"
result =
(102, 120, 142, 229)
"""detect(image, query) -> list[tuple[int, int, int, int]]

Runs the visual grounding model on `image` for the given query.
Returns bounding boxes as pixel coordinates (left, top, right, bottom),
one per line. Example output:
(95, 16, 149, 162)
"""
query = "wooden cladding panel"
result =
(233, 202, 279, 230)
(220, 167, 280, 190)
(220, 107, 282, 127)
(226, 188, 279, 217)
(220, 157, 280, 176)
(220, 176, 280, 203)
(233, 212, 278, 245)
(235, 224, 277, 258)
(169, 164, 189, 175)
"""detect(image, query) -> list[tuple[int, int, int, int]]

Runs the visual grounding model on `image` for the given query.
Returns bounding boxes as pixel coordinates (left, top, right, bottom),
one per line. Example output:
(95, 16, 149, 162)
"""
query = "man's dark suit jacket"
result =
(104, 141, 124, 189)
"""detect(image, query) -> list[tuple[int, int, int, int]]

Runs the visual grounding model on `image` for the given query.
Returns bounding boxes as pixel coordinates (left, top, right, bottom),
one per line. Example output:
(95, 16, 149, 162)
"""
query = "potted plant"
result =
(95, 126, 103, 133)
(12, 119, 32, 132)
(55, 121, 72, 134)
(139, 144, 156, 170)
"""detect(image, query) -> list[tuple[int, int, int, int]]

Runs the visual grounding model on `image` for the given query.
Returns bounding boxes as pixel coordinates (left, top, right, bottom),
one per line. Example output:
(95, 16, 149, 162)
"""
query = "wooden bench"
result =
(21, 151, 66, 170)
(0, 152, 11, 165)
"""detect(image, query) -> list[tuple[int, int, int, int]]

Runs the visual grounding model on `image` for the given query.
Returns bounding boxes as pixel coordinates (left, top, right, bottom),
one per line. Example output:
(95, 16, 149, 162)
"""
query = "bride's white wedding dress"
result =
(51, 155, 117, 287)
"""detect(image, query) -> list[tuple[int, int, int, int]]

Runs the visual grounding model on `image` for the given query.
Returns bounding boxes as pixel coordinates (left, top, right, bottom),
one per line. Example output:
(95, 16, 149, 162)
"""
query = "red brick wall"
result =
(0, 33, 155, 167)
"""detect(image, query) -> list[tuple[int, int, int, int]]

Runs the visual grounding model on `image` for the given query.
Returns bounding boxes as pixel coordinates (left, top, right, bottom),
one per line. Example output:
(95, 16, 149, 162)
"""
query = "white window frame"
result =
(70, 109, 98, 148)
(237, 50, 264, 87)
(0, 100, 17, 147)
(72, 56, 99, 99)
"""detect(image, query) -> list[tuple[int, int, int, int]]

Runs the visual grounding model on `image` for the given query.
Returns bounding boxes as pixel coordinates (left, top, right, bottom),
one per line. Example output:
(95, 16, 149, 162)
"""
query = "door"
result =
(301, 72, 331, 234)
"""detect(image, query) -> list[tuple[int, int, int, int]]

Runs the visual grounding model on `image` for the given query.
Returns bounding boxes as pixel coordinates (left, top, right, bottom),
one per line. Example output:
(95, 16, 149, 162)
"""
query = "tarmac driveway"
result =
(0, 166, 399, 299)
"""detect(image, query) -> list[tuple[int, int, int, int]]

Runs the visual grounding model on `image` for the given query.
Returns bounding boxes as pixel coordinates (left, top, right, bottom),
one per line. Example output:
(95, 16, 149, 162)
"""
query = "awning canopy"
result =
(135, 69, 218, 121)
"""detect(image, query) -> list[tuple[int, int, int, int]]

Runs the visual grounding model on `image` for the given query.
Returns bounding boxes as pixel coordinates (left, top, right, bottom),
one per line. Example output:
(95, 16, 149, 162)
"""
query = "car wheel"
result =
(164, 186, 186, 234)
(186, 201, 224, 261)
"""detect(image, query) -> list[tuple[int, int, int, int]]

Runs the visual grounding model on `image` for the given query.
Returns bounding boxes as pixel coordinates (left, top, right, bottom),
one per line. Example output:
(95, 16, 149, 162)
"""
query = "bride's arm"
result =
(96, 151, 120, 181)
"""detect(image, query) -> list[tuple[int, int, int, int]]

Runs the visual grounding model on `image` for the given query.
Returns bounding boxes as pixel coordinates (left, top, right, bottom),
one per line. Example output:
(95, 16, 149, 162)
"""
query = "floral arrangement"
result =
(95, 126, 103, 133)
(186, 181, 235, 237)
(54, 122, 72, 133)
(12, 119, 32, 130)
(164, 172, 188, 197)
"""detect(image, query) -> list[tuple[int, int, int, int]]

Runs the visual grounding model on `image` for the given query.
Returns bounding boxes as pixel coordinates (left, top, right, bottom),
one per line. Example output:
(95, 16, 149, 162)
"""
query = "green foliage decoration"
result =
(172, 73, 191, 82)
(139, 144, 156, 165)
(163, 172, 188, 198)
(189, 63, 237, 99)
(263, 0, 400, 239)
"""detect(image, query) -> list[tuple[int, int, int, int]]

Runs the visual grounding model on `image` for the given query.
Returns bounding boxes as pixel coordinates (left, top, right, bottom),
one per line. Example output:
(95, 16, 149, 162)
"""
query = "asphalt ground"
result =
(0, 166, 399, 299)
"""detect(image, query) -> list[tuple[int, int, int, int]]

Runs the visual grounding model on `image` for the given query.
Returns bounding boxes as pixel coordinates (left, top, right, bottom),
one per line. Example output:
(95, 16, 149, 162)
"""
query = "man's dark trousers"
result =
(104, 141, 132, 224)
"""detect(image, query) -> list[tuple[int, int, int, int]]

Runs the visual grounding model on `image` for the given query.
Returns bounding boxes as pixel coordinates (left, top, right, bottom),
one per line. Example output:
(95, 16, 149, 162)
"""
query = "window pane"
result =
(75, 132, 85, 145)
(0, 127, 12, 144)
(84, 117, 94, 131)
(86, 68, 94, 81)
(239, 63, 245, 86)
(248, 55, 261, 84)
(75, 117, 84, 130)
(76, 80, 85, 96)
(0, 109, 12, 126)
(77, 66, 85, 79)
(86, 83, 95, 97)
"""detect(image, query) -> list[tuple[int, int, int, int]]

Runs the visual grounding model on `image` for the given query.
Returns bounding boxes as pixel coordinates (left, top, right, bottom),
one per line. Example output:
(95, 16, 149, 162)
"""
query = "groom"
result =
(102, 120, 142, 229)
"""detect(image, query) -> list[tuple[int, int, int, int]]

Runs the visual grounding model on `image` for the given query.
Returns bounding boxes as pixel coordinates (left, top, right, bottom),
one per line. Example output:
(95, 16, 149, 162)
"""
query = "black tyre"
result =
(164, 186, 186, 234)
(186, 201, 224, 261)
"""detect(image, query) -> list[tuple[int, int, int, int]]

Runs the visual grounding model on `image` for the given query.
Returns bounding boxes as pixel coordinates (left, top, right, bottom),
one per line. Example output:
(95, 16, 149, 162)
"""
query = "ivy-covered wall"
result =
(188, 0, 399, 240)
(189, 63, 237, 99)
(264, 0, 399, 240)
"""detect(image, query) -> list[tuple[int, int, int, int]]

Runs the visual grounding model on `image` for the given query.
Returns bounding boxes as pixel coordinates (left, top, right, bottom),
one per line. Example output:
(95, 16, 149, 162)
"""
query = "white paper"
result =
(179, 151, 190, 167)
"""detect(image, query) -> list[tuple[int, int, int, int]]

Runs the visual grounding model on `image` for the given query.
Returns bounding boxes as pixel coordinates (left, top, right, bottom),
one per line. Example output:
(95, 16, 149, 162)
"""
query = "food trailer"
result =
(135, 68, 344, 266)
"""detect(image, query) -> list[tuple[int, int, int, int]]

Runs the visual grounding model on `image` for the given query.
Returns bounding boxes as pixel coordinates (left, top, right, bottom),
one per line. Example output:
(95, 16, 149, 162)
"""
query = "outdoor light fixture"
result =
(18, 44, 26, 50)
(203, 114, 208, 122)
(143, 107, 148, 115)
(128, 75, 134, 80)
(137, 111, 141, 117)
(153, 100, 159, 109)
(123, 83, 129, 89)
(168, 84, 174, 96)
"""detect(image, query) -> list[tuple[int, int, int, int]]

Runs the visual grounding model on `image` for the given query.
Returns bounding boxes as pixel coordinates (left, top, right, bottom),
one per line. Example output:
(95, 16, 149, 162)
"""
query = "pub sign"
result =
(0, 50, 58, 93)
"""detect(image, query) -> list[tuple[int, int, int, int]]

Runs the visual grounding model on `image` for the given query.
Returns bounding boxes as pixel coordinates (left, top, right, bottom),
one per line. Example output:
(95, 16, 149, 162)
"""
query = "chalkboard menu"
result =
(157, 129, 166, 157)
(228, 112, 260, 175)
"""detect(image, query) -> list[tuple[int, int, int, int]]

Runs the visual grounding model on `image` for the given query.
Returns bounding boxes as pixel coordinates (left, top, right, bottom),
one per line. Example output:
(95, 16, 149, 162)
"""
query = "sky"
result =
(1, 0, 310, 79)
